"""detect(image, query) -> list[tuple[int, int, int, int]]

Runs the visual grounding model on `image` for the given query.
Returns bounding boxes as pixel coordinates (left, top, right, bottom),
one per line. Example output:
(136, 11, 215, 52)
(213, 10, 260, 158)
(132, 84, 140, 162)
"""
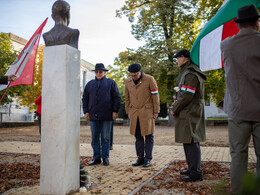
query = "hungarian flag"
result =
(0, 18, 48, 92)
(190, 0, 260, 72)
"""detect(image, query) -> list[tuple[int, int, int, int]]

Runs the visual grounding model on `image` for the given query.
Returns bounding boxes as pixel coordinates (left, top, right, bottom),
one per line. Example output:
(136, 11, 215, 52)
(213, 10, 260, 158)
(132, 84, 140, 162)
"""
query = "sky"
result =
(0, 0, 144, 67)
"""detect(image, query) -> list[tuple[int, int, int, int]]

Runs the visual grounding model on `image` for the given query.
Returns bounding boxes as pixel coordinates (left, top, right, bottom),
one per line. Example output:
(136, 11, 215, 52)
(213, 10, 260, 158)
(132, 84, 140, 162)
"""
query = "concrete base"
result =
(40, 45, 80, 195)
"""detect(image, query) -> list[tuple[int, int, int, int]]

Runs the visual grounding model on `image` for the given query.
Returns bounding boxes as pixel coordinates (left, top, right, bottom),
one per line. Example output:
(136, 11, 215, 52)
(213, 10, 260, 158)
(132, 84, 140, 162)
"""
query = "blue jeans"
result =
(90, 120, 112, 160)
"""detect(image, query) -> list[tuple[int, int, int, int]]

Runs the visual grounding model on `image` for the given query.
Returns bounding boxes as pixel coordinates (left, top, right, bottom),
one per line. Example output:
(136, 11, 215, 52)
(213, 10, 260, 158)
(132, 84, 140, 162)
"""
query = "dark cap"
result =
(173, 49, 190, 58)
(92, 63, 108, 71)
(128, 63, 141, 73)
(234, 4, 260, 23)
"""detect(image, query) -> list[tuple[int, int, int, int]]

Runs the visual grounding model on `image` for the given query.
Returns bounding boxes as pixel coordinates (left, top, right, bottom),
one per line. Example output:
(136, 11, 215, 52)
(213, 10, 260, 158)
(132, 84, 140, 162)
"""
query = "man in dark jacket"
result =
(171, 49, 206, 182)
(82, 63, 121, 166)
(220, 4, 260, 193)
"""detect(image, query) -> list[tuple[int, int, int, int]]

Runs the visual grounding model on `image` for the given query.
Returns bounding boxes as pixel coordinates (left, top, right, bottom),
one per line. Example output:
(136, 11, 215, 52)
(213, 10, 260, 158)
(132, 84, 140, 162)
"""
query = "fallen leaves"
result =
(0, 153, 91, 194)
(137, 160, 231, 194)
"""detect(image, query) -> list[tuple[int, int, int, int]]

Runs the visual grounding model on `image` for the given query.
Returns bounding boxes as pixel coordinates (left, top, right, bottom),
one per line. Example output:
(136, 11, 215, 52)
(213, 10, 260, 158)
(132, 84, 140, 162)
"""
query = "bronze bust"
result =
(43, 0, 79, 49)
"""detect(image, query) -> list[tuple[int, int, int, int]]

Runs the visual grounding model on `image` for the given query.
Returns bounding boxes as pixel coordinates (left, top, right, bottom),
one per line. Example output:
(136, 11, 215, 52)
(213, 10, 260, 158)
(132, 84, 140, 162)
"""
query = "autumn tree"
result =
(17, 45, 44, 111)
(115, 0, 226, 106)
(116, 0, 201, 105)
(0, 32, 26, 104)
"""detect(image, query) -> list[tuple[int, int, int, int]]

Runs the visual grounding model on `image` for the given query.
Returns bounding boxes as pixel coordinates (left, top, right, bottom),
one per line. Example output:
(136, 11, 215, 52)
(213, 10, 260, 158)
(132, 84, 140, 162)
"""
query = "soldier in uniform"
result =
(171, 49, 206, 182)
(125, 63, 160, 168)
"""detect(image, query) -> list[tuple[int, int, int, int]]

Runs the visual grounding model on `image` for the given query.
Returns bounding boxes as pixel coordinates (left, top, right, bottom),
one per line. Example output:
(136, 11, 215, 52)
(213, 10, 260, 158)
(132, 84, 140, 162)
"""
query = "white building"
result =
(204, 101, 227, 119)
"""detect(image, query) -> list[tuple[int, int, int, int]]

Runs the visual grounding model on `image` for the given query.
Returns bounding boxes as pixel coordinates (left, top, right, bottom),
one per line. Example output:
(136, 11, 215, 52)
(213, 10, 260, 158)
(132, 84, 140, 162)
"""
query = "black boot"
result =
(132, 158, 144, 166)
(143, 159, 151, 167)
(180, 170, 190, 175)
(88, 159, 101, 166)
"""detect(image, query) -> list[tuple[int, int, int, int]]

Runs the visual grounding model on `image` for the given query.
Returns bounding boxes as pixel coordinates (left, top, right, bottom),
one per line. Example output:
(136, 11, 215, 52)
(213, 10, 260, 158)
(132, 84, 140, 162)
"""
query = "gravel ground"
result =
(0, 124, 233, 146)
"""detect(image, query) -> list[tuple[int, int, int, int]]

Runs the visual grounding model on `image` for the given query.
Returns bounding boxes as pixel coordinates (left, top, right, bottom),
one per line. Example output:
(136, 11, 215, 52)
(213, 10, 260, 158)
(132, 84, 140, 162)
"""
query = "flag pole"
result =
(0, 82, 12, 103)
(0, 52, 30, 103)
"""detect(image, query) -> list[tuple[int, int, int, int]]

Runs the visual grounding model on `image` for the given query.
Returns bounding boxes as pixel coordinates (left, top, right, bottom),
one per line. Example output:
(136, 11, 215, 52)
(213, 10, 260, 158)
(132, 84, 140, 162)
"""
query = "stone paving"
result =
(0, 141, 257, 195)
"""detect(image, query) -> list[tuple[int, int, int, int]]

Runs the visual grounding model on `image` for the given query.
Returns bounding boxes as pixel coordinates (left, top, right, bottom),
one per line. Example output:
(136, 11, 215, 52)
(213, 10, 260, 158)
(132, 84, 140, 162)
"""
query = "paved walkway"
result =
(0, 141, 257, 195)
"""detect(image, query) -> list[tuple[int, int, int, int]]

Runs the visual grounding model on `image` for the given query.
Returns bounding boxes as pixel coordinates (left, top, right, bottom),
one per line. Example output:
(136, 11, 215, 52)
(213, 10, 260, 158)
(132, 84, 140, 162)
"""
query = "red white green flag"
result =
(0, 18, 48, 102)
(190, 0, 260, 72)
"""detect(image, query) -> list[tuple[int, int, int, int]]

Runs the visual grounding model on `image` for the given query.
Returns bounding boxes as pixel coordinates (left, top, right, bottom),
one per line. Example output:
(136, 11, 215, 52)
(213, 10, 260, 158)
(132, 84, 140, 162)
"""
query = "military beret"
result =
(128, 63, 141, 73)
(173, 49, 190, 58)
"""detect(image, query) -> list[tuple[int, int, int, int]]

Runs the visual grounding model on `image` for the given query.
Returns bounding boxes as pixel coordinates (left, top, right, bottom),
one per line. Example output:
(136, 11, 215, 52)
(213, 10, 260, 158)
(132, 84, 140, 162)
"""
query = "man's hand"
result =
(113, 112, 118, 120)
(153, 113, 158, 120)
(84, 113, 89, 120)
(8, 74, 17, 81)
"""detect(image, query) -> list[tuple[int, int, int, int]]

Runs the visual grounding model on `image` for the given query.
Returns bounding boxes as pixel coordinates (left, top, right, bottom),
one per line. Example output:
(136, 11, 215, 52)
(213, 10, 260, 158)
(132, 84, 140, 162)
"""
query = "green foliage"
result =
(238, 173, 260, 195)
(204, 69, 225, 105)
(106, 49, 138, 103)
(0, 32, 25, 104)
(158, 103, 168, 118)
(116, 0, 199, 104)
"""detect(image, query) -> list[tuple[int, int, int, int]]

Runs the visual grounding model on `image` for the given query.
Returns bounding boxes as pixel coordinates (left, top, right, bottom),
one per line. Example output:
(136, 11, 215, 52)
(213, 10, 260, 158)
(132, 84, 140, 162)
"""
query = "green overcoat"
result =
(171, 61, 206, 144)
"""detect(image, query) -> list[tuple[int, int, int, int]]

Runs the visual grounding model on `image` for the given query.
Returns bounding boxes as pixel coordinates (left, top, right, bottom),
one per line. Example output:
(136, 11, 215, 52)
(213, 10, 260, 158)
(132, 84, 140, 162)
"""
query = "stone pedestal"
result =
(40, 45, 80, 195)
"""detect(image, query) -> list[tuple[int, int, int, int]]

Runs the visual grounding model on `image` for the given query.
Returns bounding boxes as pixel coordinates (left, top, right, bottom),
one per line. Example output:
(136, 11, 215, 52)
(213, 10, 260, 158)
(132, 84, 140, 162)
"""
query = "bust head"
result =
(52, 0, 70, 25)
(43, 0, 79, 49)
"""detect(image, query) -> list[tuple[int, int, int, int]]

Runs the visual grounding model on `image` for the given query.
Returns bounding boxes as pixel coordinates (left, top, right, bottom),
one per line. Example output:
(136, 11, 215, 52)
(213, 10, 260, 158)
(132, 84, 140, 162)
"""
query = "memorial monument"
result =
(40, 1, 81, 194)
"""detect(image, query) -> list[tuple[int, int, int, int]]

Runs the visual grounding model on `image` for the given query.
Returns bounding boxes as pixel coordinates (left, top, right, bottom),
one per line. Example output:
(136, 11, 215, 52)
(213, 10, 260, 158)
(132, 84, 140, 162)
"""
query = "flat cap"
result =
(173, 49, 190, 58)
(128, 63, 141, 73)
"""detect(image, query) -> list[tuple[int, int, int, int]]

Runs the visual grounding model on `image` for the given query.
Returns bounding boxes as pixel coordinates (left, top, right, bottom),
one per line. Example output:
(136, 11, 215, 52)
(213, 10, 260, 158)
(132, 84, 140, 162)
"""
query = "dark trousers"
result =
(36, 112, 41, 136)
(228, 118, 260, 193)
(183, 140, 202, 176)
(135, 118, 154, 161)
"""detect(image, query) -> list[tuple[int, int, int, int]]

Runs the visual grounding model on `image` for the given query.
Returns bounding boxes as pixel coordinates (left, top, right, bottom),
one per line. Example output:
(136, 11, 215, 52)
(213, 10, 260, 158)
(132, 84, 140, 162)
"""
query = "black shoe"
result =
(103, 159, 109, 166)
(181, 175, 203, 182)
(110, 146, 113, 150)
(180, 170, 190, 175)
(132, 158, 144, 166)
(88, 159, 101, 166)
(143, 160, 151, 167)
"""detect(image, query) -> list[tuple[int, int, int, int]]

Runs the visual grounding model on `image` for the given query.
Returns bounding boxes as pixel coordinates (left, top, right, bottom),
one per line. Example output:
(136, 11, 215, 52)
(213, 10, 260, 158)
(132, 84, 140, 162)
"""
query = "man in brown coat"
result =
(171, 49, 206, 182)
(220, 4, 260, 193)
(125, 63, 160, 167)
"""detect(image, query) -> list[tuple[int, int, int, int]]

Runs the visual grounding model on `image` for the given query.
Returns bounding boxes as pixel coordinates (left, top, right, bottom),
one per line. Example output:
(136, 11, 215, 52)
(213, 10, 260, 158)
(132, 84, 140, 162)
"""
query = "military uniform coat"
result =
(171, 61, 206, 143)
(125, 73, 160, 136)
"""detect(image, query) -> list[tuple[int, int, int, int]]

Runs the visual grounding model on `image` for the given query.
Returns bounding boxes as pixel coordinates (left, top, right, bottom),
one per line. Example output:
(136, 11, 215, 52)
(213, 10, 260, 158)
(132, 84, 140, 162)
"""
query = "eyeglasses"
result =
(95, 70, 104, 74)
